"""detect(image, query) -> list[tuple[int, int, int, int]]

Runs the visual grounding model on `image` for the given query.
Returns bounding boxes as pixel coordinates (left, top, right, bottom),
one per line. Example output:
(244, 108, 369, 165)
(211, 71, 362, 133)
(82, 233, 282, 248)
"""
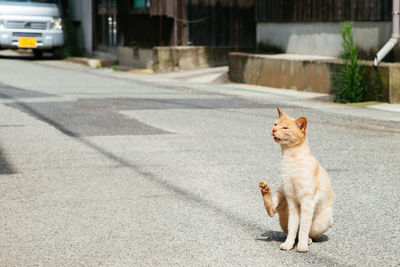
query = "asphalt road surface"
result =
(0, 56, 399, 266)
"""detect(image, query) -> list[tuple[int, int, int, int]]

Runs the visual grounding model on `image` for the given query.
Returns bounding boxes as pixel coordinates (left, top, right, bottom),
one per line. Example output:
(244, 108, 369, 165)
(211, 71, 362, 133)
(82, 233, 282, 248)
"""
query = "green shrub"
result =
(333, 21, 367, 103)
(111, 65, 120, 71)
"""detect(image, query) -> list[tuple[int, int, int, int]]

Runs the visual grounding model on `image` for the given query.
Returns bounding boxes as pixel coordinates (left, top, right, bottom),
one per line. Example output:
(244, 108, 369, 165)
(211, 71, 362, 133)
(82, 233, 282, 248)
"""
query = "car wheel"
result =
(33, 50, 43, 58)
(53, 48, 64, 59)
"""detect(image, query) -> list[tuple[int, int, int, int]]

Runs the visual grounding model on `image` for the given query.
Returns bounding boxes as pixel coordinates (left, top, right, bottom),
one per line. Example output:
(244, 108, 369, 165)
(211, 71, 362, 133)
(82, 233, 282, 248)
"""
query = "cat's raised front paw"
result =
(259, 181, 271, 195)
(280, 241, 294, 251)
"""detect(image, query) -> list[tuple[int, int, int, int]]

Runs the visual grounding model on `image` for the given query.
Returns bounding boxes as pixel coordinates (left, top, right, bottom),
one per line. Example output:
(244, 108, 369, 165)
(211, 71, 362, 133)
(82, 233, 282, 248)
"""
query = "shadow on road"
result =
(0, 54, 34, 61)
(256, 230, 329, 243)
(0, 146, 15, 175)
(256, 230, 287, 242)
(0, 50, 57, 61)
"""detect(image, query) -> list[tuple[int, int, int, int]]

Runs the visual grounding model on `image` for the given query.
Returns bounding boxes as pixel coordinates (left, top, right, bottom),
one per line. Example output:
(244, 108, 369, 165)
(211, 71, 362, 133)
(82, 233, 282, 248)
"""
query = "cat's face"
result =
(271, 108, 307, 146)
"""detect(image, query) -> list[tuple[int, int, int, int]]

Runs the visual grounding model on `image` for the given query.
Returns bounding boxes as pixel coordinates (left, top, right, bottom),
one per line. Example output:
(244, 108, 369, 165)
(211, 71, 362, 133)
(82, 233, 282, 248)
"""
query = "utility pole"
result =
(159, 3, 163, 46)
(235, 0, 238, 52)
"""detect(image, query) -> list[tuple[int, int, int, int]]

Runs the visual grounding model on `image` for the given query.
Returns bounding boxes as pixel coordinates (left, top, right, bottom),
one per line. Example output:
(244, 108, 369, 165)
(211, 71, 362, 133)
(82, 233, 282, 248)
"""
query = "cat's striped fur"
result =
(259, 107, 333, 252)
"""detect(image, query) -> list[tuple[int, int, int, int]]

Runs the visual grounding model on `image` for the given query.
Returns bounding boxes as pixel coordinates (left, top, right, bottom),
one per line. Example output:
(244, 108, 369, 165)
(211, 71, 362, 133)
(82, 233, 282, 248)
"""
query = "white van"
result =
(0, 0, 64, 58)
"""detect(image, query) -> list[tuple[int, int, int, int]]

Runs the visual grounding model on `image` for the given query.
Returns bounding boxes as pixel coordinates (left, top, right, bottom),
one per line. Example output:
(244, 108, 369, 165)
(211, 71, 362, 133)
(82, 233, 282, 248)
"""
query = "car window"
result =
(0, 0, 58, 3)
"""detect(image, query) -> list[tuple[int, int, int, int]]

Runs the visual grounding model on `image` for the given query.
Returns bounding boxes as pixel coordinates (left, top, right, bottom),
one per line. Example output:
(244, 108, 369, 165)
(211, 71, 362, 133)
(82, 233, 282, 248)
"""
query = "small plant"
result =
(111, 65, 120, 71)
(333, 21, 367, 103)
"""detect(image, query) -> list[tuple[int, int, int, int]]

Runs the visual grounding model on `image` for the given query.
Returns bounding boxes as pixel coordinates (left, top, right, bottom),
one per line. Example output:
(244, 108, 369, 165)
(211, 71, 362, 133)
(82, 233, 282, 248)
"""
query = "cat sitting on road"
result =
(259, 107, 334, 252)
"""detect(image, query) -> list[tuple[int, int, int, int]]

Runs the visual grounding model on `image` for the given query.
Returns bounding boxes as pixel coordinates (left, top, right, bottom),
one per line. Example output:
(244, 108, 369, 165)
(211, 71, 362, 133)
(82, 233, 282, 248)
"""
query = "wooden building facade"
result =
(189, 0, 255, 47)
(114, 0, 256, 48)
(255, 0, 392, 22)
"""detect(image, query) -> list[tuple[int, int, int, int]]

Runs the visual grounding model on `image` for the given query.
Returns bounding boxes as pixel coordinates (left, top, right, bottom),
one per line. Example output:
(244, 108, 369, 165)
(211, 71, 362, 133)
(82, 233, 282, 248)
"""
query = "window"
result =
(133, 0, 150, 9)
(31, 0, 58, 3)
(100, 0, 116, 6)
(97, 0, 117, 48)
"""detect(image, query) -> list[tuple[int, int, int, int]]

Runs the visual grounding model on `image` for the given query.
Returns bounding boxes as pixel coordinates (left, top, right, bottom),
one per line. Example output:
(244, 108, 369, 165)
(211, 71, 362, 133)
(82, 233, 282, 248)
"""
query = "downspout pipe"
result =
(374, 0, 400, 66)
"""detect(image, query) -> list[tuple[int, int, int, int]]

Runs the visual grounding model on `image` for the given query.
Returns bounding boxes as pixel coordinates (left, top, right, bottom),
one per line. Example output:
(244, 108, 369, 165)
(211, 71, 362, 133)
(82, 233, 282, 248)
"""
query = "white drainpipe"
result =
(374, 0, 400, 66)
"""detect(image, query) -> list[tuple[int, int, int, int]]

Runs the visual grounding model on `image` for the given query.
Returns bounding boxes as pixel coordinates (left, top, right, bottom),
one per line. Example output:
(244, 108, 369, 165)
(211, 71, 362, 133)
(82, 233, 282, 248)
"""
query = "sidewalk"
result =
(65, 52, 117, 68)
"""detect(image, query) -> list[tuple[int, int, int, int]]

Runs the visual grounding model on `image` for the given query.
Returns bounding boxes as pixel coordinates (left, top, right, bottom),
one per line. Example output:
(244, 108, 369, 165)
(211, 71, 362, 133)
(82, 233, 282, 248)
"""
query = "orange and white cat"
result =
(259, 107, 333, 252)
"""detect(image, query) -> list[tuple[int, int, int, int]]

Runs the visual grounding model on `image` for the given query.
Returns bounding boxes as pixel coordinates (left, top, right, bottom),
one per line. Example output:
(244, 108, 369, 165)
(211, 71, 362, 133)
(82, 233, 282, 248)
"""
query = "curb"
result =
(66, 57, 117, 68)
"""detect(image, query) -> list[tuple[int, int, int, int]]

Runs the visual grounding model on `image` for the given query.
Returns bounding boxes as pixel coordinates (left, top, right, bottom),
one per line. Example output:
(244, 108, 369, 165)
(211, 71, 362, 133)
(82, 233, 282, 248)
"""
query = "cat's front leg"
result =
(297, 200, 316, 252)
(280, 198, 299, 251)
(259, 181, 276, 217)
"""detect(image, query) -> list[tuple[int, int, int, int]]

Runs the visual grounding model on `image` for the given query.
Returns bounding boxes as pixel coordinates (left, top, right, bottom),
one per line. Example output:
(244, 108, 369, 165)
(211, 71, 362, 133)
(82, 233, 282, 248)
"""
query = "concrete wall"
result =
(257, 22, 394, 58)
(388, 67, 400, 103)
(68, 0, 93, 54)
(229, 53, 336, 93)
(118, 47, 153, 69)
(153, 46, 242, 73)
(117, 46, 243, 72)
(229, 52, 400, 103)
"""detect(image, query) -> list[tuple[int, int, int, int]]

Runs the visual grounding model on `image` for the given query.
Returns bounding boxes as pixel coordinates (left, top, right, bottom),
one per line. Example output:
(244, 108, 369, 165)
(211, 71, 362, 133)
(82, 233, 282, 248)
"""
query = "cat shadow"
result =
(256, 230, 329, 243)
(256, 230, 286, 242)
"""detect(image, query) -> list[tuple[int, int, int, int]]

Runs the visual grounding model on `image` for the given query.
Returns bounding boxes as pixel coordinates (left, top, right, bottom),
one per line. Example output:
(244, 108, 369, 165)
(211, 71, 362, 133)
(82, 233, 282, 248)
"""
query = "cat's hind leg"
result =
(309, 207, 333, 239)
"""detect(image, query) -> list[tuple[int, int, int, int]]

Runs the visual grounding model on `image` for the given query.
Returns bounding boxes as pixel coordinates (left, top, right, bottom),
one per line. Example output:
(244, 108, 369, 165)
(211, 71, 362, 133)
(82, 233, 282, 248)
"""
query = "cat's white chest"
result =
(281, 156, 314, 197)
(281, 156, 312, 178)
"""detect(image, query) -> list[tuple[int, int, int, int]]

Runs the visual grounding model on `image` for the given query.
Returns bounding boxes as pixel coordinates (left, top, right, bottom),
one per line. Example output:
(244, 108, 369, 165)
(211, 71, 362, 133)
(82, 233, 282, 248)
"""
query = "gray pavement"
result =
(0, 56, 399, 266)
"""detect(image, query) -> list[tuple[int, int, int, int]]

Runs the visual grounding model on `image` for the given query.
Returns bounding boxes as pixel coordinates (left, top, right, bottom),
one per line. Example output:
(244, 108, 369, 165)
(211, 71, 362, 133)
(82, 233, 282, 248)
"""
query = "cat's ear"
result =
(296, 117, 307, 132)
(277, 107, 287, 117)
